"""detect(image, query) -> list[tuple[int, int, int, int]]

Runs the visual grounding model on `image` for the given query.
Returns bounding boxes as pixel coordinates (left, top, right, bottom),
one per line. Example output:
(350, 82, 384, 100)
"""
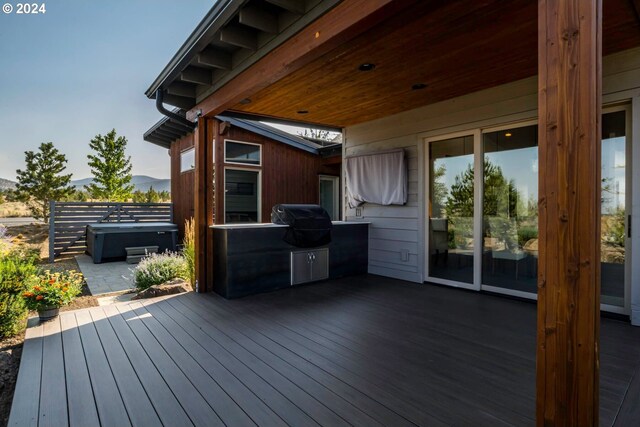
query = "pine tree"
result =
(15, 142, 74, 223)
(86, 129, 134, 201)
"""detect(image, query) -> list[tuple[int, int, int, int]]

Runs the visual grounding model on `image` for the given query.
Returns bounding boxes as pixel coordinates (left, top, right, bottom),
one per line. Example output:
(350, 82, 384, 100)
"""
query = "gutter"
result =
(156, 90, 196, 130)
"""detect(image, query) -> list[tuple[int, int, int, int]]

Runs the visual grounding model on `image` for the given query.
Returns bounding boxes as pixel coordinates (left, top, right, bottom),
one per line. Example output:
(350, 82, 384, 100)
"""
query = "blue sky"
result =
(0, 0, 213, 181)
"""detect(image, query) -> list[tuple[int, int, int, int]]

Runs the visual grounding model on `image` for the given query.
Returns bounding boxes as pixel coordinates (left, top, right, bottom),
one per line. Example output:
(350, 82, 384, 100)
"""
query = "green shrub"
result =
(0, 293, 28, 338)
(133, 252, 188, 291)
(517, 225, 538, 248)
(0, 247, 39, 339)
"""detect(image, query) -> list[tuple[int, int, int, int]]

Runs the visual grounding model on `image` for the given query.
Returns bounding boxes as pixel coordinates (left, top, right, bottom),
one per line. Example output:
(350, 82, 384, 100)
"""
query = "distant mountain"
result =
(71, 175, 171, 193)
(0, 178, 17, 190)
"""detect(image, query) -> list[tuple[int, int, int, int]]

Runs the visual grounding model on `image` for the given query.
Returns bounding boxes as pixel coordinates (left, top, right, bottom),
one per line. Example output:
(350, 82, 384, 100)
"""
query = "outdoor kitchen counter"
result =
(210, 221, 369, 298)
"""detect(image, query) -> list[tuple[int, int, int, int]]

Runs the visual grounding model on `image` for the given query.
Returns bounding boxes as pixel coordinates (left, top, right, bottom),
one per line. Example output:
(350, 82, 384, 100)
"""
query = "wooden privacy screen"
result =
(48, 202, 173, 262)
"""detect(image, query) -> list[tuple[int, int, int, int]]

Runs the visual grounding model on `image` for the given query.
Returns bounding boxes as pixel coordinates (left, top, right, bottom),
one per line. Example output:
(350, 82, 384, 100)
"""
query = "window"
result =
(224, 169, 260, 223)
(180, 148, 195, 172)
(225, 140, 261, 165)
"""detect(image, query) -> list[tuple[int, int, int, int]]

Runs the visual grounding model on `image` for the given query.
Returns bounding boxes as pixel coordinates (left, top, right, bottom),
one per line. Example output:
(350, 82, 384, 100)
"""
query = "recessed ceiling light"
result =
(239, 98, 251, 105)
(505, 132, 512, 137)
(412, 83, 428, 90)
(358, 63, 376, 71)
(297, 110, 309, 114)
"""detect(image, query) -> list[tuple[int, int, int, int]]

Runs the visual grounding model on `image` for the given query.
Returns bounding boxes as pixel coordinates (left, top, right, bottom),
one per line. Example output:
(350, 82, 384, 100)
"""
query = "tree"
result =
(86, 129, 134, 201)
(15, 142, 74, 223)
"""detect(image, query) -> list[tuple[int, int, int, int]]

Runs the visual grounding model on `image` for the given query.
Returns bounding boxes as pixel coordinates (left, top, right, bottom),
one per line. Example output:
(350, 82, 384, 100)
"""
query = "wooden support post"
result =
(194, 117, 210, 293)
(537, 0, 602, 425)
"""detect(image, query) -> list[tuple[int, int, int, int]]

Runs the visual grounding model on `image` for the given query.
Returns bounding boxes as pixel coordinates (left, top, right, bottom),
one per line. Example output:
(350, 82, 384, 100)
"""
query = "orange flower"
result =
(62, 287, 68, 292)
(49, 278, 56, 284)
(33, 286, 41, 292)
(36, 295, 44, 301)
(23, 292, 33, 298)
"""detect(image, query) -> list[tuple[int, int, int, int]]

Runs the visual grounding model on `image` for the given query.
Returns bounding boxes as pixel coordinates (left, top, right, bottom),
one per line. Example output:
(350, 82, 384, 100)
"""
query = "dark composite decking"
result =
(9, 275, 640, 427)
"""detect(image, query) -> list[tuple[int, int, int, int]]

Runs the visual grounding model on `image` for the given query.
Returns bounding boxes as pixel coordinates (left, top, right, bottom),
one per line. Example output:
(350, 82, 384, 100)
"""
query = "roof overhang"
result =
(145, 0, 343, 111)
(177, 0, 640, 128)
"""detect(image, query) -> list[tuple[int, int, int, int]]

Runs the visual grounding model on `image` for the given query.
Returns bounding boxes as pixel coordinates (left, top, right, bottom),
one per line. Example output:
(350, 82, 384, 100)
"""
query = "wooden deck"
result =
(9, 275, 640, 427)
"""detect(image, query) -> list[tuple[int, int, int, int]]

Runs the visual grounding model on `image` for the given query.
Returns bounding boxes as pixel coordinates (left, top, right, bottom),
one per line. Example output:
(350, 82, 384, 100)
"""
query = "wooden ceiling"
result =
(228, 0, 640, 128)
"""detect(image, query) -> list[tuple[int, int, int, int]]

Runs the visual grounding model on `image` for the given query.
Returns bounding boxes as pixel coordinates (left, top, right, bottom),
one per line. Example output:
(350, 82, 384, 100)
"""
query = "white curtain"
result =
(345, 149, 407, 208)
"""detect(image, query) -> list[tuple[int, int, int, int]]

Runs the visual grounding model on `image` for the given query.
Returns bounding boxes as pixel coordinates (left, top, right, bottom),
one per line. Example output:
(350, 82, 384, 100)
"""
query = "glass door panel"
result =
(428, 135, 475, 284)
(481, 125, 538, 294)
(601, 110, 627, 307)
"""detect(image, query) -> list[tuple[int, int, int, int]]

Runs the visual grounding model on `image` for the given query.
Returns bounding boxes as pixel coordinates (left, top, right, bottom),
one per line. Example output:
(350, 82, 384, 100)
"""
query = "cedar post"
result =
(537, 0, 602, 425)
(194, 117, 209, 293)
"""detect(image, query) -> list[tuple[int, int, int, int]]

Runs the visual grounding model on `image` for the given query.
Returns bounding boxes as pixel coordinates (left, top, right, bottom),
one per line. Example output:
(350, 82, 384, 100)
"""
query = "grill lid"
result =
(271, 204, 332, 248)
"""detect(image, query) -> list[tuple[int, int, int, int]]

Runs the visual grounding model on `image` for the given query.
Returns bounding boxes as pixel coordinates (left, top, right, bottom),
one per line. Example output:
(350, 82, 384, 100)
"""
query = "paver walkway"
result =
(76, 254, 134, 295)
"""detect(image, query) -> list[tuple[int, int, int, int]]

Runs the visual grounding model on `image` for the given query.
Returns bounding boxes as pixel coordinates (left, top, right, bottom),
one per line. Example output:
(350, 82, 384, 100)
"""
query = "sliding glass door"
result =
(600, 108, 629, 309)
(427, 133, 478, 289)
(425, 107, 631, 313)
(481, 124, 539, 296)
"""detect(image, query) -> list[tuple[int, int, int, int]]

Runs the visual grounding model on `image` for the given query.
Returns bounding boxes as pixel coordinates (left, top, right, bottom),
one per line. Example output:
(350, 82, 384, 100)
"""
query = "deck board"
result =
(75, 310, 131, 427)
(39, 317, 68, 427)
(100, 304, 194, 427)
(9, 274, 640, 427)
(8, 319, 43, 427)
(88, 307, 162, 427)
(59, 312, 101, 427)
(126, 302, 257, 426)
(114, 303, 224, 427)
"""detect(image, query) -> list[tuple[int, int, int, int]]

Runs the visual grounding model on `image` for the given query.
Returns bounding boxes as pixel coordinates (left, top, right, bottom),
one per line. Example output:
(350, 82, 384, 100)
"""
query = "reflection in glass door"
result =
(601, 110, 628, 308)
(428, 135, 475, 286)
(481, 124, 539, 294)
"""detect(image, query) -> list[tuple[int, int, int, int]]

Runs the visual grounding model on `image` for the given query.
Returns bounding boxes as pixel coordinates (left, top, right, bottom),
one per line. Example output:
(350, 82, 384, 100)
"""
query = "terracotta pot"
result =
(38, 307, 60, 321)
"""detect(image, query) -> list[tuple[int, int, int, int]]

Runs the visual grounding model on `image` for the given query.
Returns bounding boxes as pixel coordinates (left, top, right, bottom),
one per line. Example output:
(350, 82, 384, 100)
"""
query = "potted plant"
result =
(23, 270, 83, 320)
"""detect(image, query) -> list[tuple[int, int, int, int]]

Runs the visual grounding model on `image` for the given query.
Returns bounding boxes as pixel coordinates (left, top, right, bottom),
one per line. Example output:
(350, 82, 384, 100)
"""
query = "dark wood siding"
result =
(214, 121, 341, 224)
(170, 133, 195, 237)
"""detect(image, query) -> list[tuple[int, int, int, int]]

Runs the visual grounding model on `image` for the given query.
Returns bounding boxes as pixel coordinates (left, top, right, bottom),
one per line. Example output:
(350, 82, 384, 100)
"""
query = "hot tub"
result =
(86, 222, 178, 263)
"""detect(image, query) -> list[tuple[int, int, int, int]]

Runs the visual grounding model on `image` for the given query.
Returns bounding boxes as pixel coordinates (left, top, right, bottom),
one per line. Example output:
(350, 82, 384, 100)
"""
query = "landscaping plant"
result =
(183, 218, 195, 290)
(22, 270, 83, 312)
(0, 237, 39, 338)
(133, 252, 188, 291)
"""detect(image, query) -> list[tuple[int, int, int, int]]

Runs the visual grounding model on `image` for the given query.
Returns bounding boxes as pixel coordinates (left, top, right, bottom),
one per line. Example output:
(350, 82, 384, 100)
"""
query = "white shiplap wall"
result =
(344, 47, 640, 284)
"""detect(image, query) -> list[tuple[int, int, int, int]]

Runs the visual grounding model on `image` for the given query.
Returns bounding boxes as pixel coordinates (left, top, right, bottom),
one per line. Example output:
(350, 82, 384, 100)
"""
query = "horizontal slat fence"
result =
(49, 202, 173, 262)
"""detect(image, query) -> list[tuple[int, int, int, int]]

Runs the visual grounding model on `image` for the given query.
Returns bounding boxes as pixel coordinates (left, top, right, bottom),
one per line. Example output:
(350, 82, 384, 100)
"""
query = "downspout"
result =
(155, 89, 197, 129)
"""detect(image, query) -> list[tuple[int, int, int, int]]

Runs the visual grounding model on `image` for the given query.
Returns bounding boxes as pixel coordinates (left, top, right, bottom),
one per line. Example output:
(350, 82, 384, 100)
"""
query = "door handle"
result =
(629, 215, 632, 238)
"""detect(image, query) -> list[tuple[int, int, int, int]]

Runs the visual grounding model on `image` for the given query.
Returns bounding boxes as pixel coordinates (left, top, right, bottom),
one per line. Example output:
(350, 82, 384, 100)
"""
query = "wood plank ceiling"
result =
(228, 0, 640, 128)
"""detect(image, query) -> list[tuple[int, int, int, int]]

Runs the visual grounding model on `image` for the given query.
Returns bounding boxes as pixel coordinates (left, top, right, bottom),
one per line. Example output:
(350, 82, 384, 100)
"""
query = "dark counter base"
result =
(212, 223, 368, 298)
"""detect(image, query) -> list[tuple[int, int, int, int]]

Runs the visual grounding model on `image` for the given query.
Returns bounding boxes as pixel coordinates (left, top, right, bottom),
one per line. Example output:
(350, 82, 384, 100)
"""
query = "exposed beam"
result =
(188, 0, 409, 122)
(196, 47, 232, 70)
(180, 66, 212, 85)
(266, 0, 305, 14)
(162, 93, 196, 110)
(166, 81, 197, 98)
(537, 0, 602, 425)
(239, 6, 279, 33)
(219, 25, 258, 50)
(154, 128, 182, 140)
(164, 120, 194, 134)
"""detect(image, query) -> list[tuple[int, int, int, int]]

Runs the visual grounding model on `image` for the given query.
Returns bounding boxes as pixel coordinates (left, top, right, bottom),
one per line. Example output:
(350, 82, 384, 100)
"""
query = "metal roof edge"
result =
(144, 0, 241, 98)
(216, 115, 321, 155)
